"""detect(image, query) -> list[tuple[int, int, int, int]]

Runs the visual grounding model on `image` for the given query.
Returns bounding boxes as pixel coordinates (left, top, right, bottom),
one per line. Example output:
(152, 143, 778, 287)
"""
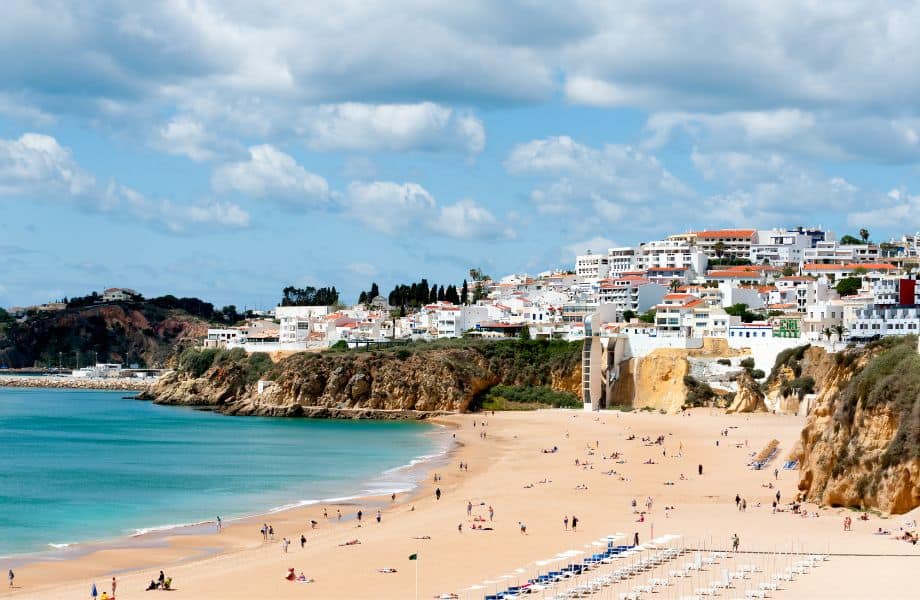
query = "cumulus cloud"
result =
(298, 103, 485, 155)
(155, 116, 220, 162)
(341, 181, 512, 240)
(342, 181, 437, 235)
(429, 199, 513, 240)
(0, 133, 95, 196)
(506, 136, 690, 228)
(563, 236, 619, 258)
(0, 132, 249, 233)
(212, 144, 329, 206)
(847, 188, 920, 231)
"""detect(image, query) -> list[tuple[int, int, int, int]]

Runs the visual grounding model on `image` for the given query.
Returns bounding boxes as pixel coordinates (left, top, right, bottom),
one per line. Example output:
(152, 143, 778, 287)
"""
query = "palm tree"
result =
(832, 324, 847, 351)
(714, 240, 726, 260)
(669, 279, 682, 292)
(859, 228, 870, 244)
(822, 327, 833, 343)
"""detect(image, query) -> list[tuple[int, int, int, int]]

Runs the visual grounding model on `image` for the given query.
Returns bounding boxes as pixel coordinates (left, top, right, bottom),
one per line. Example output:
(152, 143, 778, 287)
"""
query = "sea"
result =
(0, 386, 447, 558)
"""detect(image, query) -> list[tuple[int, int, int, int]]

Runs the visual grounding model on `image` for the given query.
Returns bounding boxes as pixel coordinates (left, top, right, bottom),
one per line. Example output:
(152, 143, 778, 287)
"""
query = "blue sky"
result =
(3, 2, 920, 309)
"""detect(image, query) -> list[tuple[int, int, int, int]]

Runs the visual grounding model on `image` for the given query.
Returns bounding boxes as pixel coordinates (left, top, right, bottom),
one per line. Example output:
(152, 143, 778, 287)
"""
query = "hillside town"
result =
(180, 227, 918, 358)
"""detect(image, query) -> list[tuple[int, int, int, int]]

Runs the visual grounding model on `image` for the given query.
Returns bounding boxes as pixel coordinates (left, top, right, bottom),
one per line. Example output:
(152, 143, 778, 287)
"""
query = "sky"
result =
(3, 1, 920, 309)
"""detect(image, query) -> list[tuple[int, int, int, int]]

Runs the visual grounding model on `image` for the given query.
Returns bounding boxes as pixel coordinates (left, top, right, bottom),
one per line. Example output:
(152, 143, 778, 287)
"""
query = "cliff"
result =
(629, 348, 689, 413)
(142, 340, 582, 418)
(793, 337, 920, 514)
(0, 303, 209, 368)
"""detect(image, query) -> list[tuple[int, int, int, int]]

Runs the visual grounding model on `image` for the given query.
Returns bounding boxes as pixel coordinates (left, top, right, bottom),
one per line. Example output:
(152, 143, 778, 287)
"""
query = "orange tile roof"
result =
(802, 263, 896, 271)
(663, 293, 697, 300)
(695, 229, 756, 239)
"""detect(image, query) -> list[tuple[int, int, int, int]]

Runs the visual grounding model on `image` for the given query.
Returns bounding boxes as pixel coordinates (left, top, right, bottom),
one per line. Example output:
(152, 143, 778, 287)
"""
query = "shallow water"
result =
(0, 387, 443, 556)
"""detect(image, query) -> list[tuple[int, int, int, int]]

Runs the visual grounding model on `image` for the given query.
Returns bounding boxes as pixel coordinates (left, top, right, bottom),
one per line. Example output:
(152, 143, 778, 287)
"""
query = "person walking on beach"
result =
(260, 524, 267, 541)
(633, 532, 639, 546)
(300, 533, 306, 548)
(467, 501, 473, 516)
(563, 516, 569, 531)
(323, 508, 328, 518)
(376, 510, 382, 524)
(8, 569, 13, 589)
(735, 494, 741, 508)
(111, 577, 116, 597)
(216, 515, 221, 532)
(732, 533, 740, 552)
(269, 525, 274, 540)
(337, 509, 341, 521)
(435, 487, 441, 501)
(741, 499, 747, 512)
(488, 505, 494, 521)
(572, 516, 578, 532)
(357, 510, 363, 523)
(91, 582, 98, 600)
(698, 464, 703, 476)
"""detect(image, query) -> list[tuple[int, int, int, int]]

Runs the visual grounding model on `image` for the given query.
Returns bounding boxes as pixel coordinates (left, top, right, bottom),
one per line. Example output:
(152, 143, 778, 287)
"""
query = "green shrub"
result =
(395, 349, 412, 361)
(768, 344, 810, 382)
(717, 358, 731, 366)
(478, 385, 580, 410)
(750, 369, 765, 379)
(740, 357, 755, 370)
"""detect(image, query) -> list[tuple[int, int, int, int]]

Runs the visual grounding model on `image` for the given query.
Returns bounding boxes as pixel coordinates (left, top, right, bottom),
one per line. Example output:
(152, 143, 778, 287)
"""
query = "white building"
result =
(598, 277, 667, 318)
(694, 229, 757, 260)
(101, 288, 139, 302)
(606, 247, 639, 276)
(575, 251, 610, 279)
(850, 305, 920, 338)
(804, 241, 879, 265)
(276, 305, 331, 343)
(637, 239, 708, 273)
(750, 229, 812, 265)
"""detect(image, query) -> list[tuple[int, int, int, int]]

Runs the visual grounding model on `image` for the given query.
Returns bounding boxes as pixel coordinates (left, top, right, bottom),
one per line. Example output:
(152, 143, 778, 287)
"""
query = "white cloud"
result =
(0, 133, 95, 196)
(429, 199, 513, 240)
(212, 144, 329, 206)
(342, 181, 436, 235)
(341, 181, 512, 240)
(155, 116, 219, 162)
(298, 102, 485, 155)
(847, 188, 920, 231)
(102, 182, 250, 233)
(506, 136, 690, 229)
(0, 132, 249, 233)
(563, 236, 618, 258)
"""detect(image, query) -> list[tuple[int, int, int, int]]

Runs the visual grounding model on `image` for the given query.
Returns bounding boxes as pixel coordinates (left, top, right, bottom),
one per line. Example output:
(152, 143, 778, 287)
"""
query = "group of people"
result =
(562, 515, 579, 531)
(145, 570, 170, 591)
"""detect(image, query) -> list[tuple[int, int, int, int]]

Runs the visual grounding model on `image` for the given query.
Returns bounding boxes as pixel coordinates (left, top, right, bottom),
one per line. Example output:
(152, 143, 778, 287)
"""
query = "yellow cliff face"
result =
(632, 348, 690, 413)
(793, 341, 920, 514)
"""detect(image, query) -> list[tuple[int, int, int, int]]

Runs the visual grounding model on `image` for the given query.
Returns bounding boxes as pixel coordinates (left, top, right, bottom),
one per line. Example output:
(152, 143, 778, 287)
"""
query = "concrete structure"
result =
(694, 229, 756, 260)
(804, 242, 879, 265)
(637, 239, 708, 273)
(750, 228, 812, 265)
(575, 250, 610, 279)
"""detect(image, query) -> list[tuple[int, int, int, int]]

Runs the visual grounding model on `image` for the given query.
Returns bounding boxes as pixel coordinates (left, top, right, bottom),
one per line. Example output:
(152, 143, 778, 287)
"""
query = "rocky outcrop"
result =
(0, 303, 208, 368)
(726, 371, 765, 413)
(793, 339, 920, 514)
(631, 349, 689, 413)
(142, 341, 582, 419)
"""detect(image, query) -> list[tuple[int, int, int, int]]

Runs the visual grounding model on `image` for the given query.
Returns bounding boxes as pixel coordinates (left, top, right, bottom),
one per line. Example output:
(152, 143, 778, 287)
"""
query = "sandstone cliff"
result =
(793, 338, 920, 514)
(726, 371, 765, 414)
(0, 303, 209, 368)
(630, 349, 689, 413)
(143, 340, 582, 419)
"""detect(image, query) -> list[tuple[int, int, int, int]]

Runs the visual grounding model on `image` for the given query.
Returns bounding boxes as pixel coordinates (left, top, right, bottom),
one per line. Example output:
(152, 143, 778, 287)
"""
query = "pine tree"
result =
(460, 279, 468, 304)
(369, 282, 380, 299)
(358, 291, 367, 304)
(436, 285, 445, 302)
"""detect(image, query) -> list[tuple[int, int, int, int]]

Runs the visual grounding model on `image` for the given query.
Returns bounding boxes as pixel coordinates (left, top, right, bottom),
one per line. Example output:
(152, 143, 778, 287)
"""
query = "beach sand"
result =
(8, 408, 919, 599)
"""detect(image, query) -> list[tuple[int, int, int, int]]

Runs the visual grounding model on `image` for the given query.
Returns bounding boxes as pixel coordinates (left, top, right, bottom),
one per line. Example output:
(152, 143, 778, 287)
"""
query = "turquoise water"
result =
(0, 387, 444, 557)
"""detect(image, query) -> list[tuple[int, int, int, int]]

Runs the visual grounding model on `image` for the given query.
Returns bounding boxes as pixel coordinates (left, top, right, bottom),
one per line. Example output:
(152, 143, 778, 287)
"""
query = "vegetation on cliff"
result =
(156, 338, 583, 416)
(832, 336, 920, 472)
(476, 385, 580, 410)
(0, 302, 211, 369)
(795, 337, 920, 514)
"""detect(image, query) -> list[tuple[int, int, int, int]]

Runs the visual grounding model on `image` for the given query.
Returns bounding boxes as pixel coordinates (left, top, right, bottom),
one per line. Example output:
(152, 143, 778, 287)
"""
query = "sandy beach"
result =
(6, 408, 919, 599)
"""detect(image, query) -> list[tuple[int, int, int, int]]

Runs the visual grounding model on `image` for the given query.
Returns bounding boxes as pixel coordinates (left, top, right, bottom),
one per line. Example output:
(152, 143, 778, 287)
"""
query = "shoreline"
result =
(8, 408, 919, 599)
(0, 376, 150, 391)
(1, 416, 458, 573)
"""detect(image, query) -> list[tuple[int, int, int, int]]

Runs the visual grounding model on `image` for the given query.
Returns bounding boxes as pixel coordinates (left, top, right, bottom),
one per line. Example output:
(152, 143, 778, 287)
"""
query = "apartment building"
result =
(575, 250, 610, 279)
(597, 277, 667, 318)
(694, 229, 756, 260)
(803, 241, 879, 265)
(749, 228, 813, 265)
(636, 239, 708, 273)
(606, 247, 639, 276)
